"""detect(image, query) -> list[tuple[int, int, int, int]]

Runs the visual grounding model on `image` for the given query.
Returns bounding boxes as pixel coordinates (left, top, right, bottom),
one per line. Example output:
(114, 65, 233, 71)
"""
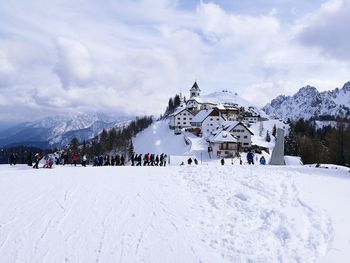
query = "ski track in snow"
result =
(0, 164, 346, 262)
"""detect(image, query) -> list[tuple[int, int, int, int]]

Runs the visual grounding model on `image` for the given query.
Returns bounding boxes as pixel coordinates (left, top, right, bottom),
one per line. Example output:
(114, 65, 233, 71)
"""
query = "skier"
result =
(194, 158, 198, 165)
(221, 158, 225, 165)
(120, 155, 125, 166)
(247, 151, 254, 165)
(155, 155, 159, 166)
(187, 158, 192, 165)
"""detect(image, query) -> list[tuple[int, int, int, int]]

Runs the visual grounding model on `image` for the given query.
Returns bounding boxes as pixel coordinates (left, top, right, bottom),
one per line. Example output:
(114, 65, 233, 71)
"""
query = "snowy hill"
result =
(0, 164, 349, 262)
(0, 113, 130, 148)
(263, 82, 350, 121)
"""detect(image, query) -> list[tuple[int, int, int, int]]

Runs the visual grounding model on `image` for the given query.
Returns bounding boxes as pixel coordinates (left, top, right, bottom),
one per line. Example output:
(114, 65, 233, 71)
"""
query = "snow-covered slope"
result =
(263, 82, 350, 121)
(133, 121, 190, 155)
(0, 113, 130, 148)
(0, 164, 349, 262)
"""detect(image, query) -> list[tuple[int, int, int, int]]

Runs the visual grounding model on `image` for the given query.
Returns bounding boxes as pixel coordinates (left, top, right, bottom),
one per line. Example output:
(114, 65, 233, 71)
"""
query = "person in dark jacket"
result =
(137, 154, 142, 166)
(155, 155, 159, 166)
(187, 158, 192, 165)
(120, 155, 125, 166)
(247, 151, 254, 165)
(33, 153, 41, 169)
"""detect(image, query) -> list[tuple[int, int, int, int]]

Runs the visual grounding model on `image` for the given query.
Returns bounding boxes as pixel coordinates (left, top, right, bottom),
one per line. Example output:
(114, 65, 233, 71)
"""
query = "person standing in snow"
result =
(120, 155, 125, 166)
(82, 154, 87, 167)
(187, 158, 192, 165)
(71, 154, 78, 166)
(163, 154, 167, 166)
(150, 154, 155, 166)
(221, 158, 225, 165)
(131, 153, 135, 166)
(155, 155, 159, 166)
(247, 151, 254, 165)
(9, 153, 15, 165)
(33, 153, 41, 169)
(159, 153, 164, 166)
(259, 156, 266, 165)
(137, 154, 142, 166)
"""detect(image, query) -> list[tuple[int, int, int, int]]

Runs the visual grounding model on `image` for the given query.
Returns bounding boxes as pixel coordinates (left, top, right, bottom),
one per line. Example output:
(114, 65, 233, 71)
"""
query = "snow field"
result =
(0, 164, 349, 262)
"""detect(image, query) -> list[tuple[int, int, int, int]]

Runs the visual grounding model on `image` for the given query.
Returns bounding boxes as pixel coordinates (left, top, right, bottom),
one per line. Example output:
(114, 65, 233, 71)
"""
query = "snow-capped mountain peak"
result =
(263, 81, 350, 121)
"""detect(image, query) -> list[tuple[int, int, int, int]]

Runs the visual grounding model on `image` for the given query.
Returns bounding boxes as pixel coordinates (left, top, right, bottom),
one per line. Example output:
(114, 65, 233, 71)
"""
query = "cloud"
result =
(0, 0, 349, 123)
(297, 0, 350, 61)
(54, 37, 93, 89)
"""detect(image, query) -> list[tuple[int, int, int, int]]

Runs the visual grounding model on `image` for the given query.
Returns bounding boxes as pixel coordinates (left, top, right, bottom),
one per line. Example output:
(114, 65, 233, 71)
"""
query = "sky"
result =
(0, 0, 349, 123)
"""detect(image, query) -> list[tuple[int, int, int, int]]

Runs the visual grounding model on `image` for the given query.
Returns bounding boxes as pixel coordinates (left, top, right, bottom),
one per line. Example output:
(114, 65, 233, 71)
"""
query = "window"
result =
(183, 118, 186, 120)
(210, 123, 213, 126)
(241, 130, 244, 132)
(177, 117, 180, 120)
(232, 129, 236, 132)
(244, 136, 248, 139)
(184, 113, 186, 116)
(183, 122, 186, 125)
(217, 118, 219, 121)
(237, 135, 240, 138)
(243, 143, 249, 146)
(177, 122, 180, 124)
(189, 118, 192, 120)
(210, 118, 213, 121)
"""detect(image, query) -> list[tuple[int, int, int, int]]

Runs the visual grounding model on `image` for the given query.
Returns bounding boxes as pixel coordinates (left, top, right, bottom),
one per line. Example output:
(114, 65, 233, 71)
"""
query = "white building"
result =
(190, 108, 226, 137)
(208, 130, 238, 158)
(168, 107, 195, 130)
(223, 121, 254, 148)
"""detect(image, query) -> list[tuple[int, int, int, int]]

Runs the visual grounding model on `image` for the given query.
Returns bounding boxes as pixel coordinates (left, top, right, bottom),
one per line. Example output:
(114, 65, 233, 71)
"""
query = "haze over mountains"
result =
(0, 113, 130, 148)
(263, 81, 350, 121)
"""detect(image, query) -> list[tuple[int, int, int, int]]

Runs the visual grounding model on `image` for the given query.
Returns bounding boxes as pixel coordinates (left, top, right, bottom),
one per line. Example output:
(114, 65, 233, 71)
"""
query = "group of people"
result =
(93, 154, 125, 166)
(130, 153, 168, 166)
(219, 151, 266, 166)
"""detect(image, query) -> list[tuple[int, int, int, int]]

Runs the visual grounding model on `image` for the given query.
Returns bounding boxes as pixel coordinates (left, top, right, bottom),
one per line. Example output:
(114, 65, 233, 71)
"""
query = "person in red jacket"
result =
(71, 154, 78, 166)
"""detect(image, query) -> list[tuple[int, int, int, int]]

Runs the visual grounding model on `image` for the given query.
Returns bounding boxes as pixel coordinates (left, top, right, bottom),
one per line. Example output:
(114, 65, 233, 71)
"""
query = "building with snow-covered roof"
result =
(190, 108, 226, 137)
(208, 130, 238, 158)
(223, 121, 254, 148)
(168, 107, 195, 130)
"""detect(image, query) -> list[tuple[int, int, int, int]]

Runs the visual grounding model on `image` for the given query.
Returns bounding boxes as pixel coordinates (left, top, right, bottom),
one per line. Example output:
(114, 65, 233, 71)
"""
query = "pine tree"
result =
(265, 131, 271, 142)
(272, 124, 277, 137)
(128, 140, 134, 160)
(99, 129, 109, 153)
(70, 137, 79, 154)
(174, 94, 181, 108)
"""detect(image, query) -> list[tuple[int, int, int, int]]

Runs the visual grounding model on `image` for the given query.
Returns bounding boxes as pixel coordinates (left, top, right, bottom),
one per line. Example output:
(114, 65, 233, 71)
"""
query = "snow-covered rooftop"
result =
(208, 130, 238, 143)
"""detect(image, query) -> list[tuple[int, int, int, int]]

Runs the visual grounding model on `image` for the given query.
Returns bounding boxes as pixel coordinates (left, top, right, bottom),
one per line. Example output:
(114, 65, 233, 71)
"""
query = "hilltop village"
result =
(166, 82, 286, 158)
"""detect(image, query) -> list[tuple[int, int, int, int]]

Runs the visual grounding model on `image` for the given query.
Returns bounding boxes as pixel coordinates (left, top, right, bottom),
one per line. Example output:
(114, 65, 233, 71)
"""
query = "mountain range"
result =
(263, 81, 350, 121)
(0, 113, 131, 148)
